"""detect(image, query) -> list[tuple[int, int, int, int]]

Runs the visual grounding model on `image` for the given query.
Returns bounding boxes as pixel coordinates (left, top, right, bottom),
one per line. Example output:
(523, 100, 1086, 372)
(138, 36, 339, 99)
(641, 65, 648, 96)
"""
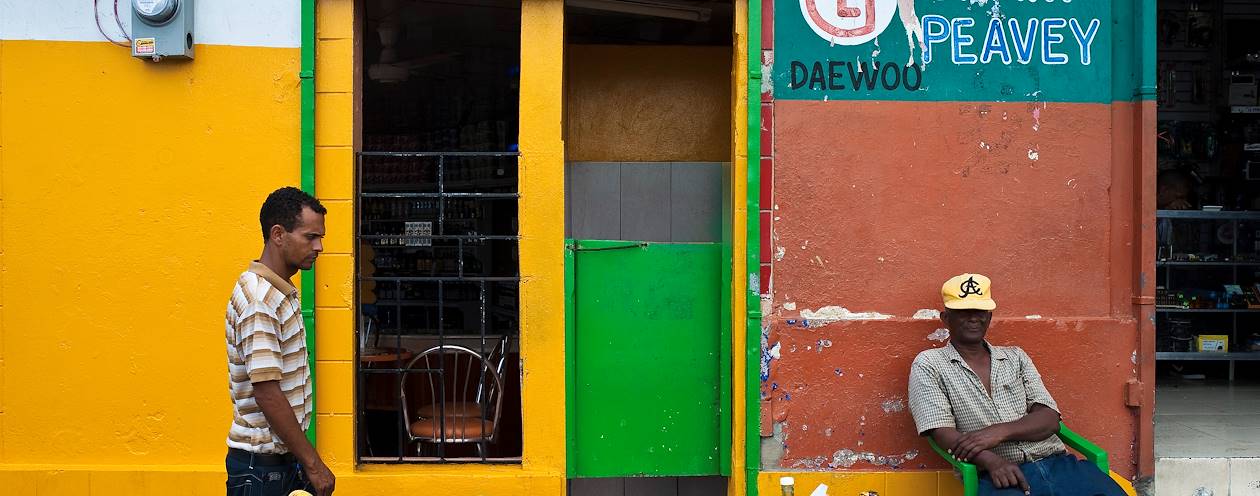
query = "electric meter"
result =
(131, 0, 194, 61)
(134, 0, 178, 24)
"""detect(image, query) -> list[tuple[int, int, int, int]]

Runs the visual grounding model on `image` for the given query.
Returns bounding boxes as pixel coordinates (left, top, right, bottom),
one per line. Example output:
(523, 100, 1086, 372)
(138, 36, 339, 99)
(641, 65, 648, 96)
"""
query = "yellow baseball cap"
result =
(942, 273, 996, 310)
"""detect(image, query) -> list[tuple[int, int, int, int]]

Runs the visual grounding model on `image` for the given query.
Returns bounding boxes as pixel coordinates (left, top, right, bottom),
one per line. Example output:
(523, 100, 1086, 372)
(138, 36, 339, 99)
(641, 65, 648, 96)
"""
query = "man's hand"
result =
(975, 452, 1030, 494)
(951, 424, 1009, 462)
(305, 460, 336, 496)
(253, 380, 334, 495)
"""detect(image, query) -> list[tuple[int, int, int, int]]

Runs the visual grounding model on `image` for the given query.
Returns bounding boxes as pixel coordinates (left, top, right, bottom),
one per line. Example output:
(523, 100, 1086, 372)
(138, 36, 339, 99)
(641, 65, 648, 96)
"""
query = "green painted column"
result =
(300, 0, 317, 445)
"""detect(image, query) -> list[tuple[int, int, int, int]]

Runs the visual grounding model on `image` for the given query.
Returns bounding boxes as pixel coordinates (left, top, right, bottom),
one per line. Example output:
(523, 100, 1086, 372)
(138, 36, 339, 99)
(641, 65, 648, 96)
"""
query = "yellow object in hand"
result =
(289, 491, 313, 496)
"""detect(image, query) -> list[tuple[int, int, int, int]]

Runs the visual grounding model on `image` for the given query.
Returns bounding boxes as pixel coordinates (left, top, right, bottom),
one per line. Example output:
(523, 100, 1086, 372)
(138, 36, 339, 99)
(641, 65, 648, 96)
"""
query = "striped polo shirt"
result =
(224, 261, 312, 454)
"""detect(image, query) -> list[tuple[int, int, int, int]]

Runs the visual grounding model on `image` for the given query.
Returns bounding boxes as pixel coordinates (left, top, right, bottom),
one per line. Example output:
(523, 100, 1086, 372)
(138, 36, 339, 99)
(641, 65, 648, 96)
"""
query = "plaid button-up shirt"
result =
(908, 341, 1066, 464)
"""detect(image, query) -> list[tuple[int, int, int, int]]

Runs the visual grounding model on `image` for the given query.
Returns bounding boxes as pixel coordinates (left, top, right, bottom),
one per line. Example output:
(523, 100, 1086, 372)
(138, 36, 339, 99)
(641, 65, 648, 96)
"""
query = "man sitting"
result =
(907, 274, 1126, 496)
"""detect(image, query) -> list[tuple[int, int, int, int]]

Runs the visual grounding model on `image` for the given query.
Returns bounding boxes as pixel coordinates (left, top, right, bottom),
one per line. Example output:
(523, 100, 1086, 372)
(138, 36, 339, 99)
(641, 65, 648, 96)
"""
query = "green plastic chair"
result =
(927, 422, 1134, 496)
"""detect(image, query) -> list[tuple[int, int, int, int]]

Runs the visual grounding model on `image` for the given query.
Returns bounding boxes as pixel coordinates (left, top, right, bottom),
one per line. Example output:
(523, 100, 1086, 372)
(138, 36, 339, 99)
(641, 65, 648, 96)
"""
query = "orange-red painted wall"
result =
(761, 100, 1147, 477)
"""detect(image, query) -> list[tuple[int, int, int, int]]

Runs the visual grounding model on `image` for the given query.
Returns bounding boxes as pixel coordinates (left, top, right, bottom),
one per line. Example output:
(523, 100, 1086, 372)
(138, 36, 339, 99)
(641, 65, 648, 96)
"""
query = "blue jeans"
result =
(225, 451, 314, 496)
(979, 453, 1127, 496)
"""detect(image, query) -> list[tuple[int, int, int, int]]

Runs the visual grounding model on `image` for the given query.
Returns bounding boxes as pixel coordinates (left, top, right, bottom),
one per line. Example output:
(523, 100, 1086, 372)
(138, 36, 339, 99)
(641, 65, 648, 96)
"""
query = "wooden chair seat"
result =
(410, 417, 496, 440)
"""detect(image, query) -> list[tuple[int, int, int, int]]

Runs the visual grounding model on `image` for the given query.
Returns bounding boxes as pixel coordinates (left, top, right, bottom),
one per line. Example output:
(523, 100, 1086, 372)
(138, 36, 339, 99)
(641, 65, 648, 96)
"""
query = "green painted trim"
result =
(300, 0, 317, 446)
(564, 240, 577, 475)
(720, 165, 734, 475)
(746, 0, 763, 491)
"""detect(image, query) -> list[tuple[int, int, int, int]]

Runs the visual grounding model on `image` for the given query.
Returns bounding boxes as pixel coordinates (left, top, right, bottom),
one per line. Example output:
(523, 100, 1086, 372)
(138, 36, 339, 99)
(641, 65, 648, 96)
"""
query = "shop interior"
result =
(357, 0, 523, 462)
(1154, 0, 1260, 459)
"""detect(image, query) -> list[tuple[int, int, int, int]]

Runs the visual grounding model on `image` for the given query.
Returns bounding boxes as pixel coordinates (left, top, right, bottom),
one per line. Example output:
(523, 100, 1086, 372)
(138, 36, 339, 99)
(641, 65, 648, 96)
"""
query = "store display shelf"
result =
(1157, 261, 1260, 266)
(1156, 352, 1260, 361)
(1157, 210, 1260, 219)
(1155, 308, 1260, 313)
(362, 178, 518, 191)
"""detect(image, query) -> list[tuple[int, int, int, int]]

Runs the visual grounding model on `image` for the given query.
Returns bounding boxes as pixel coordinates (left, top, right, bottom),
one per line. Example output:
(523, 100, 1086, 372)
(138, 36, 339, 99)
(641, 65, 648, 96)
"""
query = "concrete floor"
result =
(1155, 379, 1260, 458)
(1154, 381, 1260, 495)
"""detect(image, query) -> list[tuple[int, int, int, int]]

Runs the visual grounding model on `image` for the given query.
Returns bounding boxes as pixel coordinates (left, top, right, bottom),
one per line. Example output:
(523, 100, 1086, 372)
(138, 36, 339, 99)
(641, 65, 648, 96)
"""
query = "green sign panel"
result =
(774, 0, 1112, 102)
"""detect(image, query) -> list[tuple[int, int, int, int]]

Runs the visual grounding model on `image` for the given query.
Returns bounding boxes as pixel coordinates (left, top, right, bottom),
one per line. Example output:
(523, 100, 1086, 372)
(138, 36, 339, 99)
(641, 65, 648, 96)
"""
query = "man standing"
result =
(225, 187, 335, 496)
(907, 274, 1125, 496)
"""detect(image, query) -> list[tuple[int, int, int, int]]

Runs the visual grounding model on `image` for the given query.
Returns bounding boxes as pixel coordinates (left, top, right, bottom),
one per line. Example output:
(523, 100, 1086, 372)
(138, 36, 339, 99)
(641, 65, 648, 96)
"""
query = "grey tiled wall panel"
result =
(565, 161, 727, 243)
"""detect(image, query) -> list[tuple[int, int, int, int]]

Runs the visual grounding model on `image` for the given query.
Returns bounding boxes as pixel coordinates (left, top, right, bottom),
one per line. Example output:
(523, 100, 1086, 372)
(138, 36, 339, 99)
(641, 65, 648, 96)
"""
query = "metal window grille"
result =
(356, 151, 521, 463)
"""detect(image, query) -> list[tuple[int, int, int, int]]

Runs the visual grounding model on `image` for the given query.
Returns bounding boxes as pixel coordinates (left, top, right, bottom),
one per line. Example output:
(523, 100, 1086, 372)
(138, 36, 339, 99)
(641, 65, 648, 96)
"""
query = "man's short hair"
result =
(259, 187, 327, 242)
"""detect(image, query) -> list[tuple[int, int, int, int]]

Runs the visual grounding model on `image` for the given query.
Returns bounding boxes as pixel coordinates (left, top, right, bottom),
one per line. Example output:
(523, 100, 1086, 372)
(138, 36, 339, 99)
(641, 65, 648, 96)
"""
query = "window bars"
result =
(356, 151, 520, 463)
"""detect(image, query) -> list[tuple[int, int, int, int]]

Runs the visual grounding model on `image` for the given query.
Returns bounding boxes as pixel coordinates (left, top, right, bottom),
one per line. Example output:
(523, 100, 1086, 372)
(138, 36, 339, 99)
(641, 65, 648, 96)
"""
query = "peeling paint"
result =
(775, 246, 786, 261)
(988, 0, 1002, 20)
(784, 301, 797, 311)
(912, 309, 940, 320)
(896, 0, 924, 66)
(761, 341, 781, 381)
(1025, 314, 1043, 319)
(927, 328, 951, 342)
(818, 339, 833, 349)
(1028, 148, 1040, 161)
(1131, 350, 1138, 365)
(881, 397, 906, 413)
(761, 51, 774, 95)
(800, 305, 893, 325)
(827, 448, 920, 469)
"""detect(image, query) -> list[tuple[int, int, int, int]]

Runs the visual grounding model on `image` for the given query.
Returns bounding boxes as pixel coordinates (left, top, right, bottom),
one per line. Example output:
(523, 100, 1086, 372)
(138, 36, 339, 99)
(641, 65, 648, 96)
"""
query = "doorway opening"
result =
(1152, 0, 1260, 479)
(563, 1, 735, 494)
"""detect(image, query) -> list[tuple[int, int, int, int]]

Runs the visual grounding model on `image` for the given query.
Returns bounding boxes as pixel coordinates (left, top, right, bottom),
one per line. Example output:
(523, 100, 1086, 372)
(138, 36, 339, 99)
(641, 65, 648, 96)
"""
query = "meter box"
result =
(131, 0, 194, 61)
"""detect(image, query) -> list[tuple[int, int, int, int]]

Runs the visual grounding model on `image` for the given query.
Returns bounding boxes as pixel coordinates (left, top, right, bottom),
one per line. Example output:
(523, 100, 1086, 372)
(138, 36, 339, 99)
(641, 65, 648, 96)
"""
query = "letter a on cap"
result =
(942, 273, 996, 310)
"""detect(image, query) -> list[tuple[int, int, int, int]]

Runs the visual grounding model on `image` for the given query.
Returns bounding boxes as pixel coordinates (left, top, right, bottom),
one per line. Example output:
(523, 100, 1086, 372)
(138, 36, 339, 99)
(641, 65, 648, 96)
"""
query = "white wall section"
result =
(0, 0, 299, 47)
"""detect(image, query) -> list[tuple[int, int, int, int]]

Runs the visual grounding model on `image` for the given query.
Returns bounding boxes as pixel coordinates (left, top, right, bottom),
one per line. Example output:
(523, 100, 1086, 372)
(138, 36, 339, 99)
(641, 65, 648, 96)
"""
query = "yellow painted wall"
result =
(0, 39, 302, 490)
(0, 0, 567, 494)
(758, 471, 965, 496)
(564, 45, 732, 163)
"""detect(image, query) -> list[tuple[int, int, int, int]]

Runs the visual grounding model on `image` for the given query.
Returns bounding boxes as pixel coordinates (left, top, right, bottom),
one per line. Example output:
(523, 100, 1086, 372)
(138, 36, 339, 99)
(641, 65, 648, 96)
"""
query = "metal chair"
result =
(412, 334, 511, 419)
(399, 342, 506, 458)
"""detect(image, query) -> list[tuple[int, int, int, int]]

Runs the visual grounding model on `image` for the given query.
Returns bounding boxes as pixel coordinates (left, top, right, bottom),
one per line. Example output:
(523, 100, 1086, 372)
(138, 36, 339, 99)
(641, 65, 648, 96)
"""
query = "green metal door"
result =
(568, 240, 725, 477)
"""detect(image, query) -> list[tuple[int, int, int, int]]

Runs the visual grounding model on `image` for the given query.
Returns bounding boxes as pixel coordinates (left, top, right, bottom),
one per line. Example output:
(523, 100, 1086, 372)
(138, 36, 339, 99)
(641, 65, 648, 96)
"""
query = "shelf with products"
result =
(1156, 210, 1260, 380)
(358, 154, 519, 192)
(1158, 261, 1260, 266)
(1156, 352, 1260, 361)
